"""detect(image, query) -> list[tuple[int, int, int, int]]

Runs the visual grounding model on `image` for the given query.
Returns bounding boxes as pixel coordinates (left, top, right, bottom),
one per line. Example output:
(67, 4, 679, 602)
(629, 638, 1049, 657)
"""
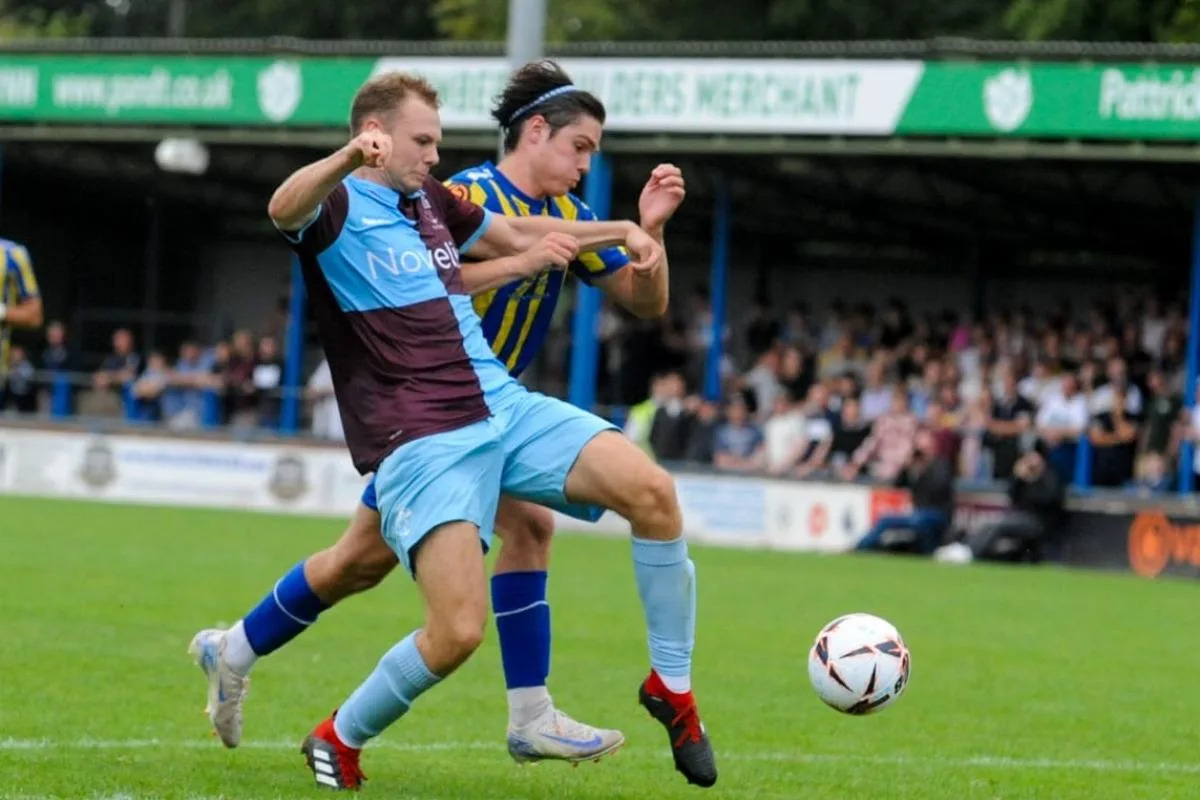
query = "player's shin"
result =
(231, 559, 330, 674)
(492, 570, 553, 726)
(333, 631, 442, 747)
(631, 536, 696, 694)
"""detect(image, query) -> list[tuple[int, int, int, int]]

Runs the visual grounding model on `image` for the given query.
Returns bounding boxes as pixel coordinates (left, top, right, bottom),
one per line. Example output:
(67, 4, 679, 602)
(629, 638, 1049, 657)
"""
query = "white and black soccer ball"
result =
(807, 613, 910, 715)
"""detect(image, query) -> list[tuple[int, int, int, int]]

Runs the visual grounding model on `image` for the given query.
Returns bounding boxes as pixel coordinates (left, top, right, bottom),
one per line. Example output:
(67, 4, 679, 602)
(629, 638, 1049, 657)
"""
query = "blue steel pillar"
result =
(1073, 437, 1092, 490)
(280, 254, 306, 434)
(704, 174, 731, 402)
(567, 151, 611, 412)
(1180, 196, 1200, 493)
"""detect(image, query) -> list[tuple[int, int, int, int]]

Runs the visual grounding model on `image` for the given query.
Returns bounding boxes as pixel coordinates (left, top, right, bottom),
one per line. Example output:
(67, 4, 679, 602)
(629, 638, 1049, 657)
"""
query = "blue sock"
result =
(334, 631, 441, 748)
(631, 537, 696, 683)
(491, 571, 550, 689)
(242, 561, 329, 656)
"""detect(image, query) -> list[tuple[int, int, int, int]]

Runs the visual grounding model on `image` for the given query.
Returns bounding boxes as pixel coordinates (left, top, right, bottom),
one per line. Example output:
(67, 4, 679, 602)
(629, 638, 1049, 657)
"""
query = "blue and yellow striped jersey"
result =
(446, 161, 628, 377)
(0, 238, 38, 371)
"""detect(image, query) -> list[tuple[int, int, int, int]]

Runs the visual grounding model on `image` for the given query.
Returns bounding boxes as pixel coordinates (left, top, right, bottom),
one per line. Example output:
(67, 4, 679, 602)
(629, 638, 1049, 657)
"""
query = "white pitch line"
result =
(2, 738, 1199, 775)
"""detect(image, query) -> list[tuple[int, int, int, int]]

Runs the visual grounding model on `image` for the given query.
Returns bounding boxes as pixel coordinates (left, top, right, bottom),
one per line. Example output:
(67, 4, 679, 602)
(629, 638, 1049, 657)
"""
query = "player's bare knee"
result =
(495, 502, 555, 568)
(448, 614, 486, 655)
(510, 505, 554, 551)
(628, 466, 682, 539)
(427, 609, 486, 668)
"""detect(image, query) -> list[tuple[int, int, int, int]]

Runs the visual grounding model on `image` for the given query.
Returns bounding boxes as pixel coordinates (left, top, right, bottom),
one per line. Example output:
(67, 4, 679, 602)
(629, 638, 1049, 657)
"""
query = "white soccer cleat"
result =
(506, 708, 625, 765)
(188, 628, 250, 748)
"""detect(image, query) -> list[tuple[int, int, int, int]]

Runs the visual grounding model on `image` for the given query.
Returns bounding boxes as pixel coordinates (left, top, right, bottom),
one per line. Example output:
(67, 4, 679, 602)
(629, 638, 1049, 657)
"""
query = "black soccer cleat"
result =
(638, 673, 718, 788)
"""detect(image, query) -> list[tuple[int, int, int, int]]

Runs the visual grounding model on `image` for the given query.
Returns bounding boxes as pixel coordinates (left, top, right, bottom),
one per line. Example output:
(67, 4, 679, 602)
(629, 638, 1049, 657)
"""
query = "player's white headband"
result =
(506, 85, 579, 126)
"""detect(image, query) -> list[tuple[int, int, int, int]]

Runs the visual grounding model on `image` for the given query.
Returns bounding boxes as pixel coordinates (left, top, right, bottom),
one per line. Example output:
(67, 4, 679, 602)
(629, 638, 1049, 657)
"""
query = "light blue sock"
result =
(631, 536, 696, 682)
(333, 632, 441, 748)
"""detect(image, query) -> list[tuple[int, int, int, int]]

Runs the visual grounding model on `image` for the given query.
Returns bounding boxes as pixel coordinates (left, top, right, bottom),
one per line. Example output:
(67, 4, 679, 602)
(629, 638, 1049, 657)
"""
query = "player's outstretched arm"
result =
(469, 213, 648, 258)
(459, 233, 579, 294)
(267, 131, 388, 231)
(0, 296, 42, 328)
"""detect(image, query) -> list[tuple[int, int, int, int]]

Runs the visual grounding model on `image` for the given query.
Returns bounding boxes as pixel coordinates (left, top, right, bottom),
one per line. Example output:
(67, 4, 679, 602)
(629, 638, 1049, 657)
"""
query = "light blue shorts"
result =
(374, 418, 504, 577)
(366, 390, 616, 575)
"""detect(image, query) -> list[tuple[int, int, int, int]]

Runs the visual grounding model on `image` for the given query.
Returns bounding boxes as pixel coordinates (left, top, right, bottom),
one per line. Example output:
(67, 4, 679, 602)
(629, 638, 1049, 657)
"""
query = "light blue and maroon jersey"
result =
(279, 174, 521, 474)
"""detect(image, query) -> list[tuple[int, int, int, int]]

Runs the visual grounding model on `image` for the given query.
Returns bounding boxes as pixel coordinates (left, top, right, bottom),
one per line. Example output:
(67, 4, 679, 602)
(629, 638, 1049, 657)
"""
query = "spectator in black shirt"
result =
(778, 345, 813, 408)
(40, 320, 71, 373)
(1090, 386, 1138, 487)
(224, 329, 258, 428)
(1141, 369, 1180, 458)
(826, 396, 871, 474)
(969, 450, 1065, 562)
(987, 365, 1035, 480)
(93, 328, 140, 393)
(648, 372, 691, 461)
(4, 345, 37, 413)
(683, 397, 719, 464)
(38, 320, 74, 408)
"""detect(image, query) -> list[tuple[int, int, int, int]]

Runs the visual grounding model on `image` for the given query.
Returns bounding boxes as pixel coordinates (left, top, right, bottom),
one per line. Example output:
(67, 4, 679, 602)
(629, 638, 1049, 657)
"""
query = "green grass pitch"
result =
(1, 495, 1198, 799)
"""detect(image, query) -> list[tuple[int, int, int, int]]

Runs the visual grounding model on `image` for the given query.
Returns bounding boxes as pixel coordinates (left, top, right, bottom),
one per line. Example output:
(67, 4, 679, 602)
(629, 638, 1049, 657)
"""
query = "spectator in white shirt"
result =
(252, 336, 283, 428)
(796, 386, 846, 478)
(741, 347, 782, 424)
(1019, 357, 1062, 408)
(762, 392, 808, 476)
(1036, 373, 1089, 484)
(1091, 357, 1143, 417)
(306, 357, 343, 442)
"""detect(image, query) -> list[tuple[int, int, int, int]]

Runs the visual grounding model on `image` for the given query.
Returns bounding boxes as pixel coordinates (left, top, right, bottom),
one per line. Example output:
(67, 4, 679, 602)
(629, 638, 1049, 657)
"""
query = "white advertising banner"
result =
(0, 427, 879, 552)
(0, 428, 367, 517)
(371, 57, 924, 135)
(554, 471, 875, 552)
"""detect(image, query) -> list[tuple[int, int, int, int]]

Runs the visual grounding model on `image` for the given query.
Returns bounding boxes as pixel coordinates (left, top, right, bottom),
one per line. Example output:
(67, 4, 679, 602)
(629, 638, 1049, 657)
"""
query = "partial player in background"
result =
(191, 64, 715, 789)
(0, 238, 44, 377)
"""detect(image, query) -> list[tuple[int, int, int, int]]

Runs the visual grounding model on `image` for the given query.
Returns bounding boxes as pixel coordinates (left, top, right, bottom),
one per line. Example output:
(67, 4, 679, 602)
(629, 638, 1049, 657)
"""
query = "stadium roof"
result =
(7, 36, 1200, 61)
(3, 35, 1196, 283)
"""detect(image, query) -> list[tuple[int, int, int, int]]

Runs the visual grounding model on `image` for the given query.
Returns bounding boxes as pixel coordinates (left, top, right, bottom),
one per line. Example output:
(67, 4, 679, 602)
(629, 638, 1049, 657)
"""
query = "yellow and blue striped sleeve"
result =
(560, 196, 629, 285)
(8, 245, 38, 299)
(444, 178, 494, 212)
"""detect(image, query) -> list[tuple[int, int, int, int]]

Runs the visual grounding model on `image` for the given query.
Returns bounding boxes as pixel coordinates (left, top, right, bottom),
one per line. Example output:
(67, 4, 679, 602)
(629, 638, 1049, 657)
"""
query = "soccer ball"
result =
(807, 613, 910, 715)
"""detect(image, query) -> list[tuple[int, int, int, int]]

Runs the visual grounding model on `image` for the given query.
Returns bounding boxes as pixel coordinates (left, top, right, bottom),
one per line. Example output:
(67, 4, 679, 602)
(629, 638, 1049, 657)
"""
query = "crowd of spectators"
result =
(1, 323, 301, 433)
(625, 293, 1196, 494)
(5, 291, 1198, 484)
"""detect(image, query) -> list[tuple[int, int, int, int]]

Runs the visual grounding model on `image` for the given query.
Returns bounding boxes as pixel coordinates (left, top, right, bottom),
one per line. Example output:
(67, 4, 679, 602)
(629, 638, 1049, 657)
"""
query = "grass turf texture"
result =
(1, 494, 1196, 799)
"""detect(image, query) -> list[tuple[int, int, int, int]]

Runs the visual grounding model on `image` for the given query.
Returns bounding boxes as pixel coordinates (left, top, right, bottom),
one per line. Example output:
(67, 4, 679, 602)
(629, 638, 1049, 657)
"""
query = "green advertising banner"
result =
(1, 53, 1200, 141)
(899, 62, 1200, 139)
(0, 55, 374, 126)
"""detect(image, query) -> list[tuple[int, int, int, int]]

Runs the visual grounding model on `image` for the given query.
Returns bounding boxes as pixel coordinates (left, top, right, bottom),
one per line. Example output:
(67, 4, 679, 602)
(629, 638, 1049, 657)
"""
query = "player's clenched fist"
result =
(348, 129, 392, 169)
(515, 232, 579, 278)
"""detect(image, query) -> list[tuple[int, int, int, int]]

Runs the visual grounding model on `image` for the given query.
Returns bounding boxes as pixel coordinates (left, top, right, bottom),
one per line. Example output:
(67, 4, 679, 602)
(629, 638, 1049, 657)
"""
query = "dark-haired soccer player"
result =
(0, 238, 44, 374)
(192, 61, 715, 790)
